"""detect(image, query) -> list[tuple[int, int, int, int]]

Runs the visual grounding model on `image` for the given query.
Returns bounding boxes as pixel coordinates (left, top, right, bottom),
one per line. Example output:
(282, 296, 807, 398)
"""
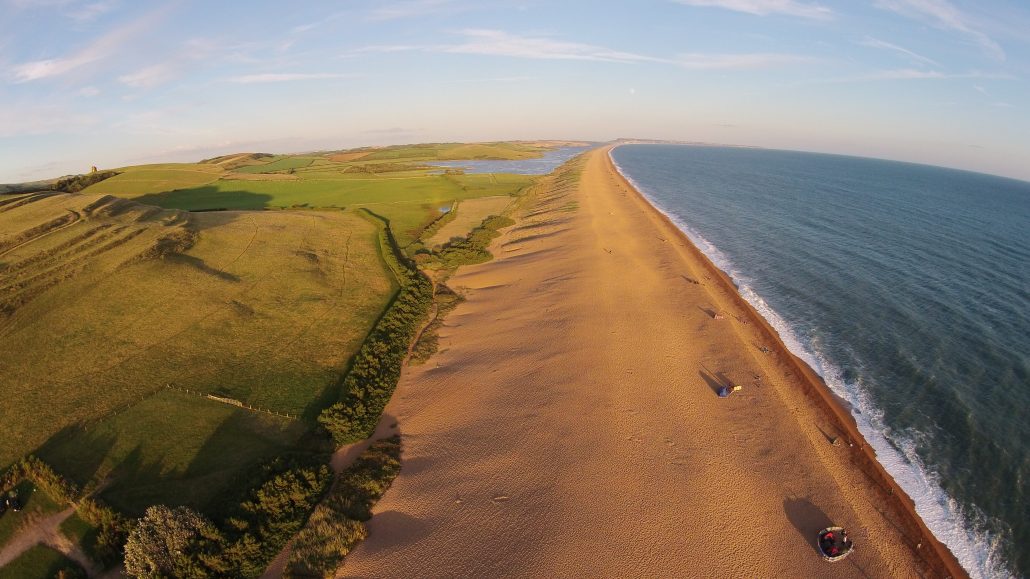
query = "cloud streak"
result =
(225, 72, 356, 83)
(824, 68, 1014, 83)
(440, 29, 663, 63)
(875, 0, 1004, 60)
(673, 0, 832, 20)
(676, 52, 816, 69)
(859, 37, 940, 67)
(350, 30, 816, 71)
(367, 0, 457, 21)
(8, 4, 169, 82)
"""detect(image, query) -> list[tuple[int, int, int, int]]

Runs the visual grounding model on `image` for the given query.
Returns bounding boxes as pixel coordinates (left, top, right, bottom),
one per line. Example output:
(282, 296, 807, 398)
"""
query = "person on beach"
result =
(717, 384, 742, 397)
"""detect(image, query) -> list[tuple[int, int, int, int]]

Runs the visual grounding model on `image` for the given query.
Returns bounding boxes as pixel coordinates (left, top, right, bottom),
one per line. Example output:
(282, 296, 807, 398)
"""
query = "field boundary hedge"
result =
(284, 436, 402, 578)
(317, 210, 434, 445)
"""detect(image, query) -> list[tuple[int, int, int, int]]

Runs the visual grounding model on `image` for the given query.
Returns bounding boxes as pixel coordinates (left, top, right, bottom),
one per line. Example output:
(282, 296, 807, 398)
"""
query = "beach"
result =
(341, 147, 965, 577)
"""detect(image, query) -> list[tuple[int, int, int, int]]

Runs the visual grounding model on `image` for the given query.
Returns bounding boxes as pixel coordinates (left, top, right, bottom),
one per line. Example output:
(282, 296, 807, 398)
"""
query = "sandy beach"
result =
(341, 147, 964, 578)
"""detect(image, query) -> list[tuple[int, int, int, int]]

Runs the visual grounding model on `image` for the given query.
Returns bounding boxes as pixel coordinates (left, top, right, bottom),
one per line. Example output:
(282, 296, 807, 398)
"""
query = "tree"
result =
(123, 505, 224, 578)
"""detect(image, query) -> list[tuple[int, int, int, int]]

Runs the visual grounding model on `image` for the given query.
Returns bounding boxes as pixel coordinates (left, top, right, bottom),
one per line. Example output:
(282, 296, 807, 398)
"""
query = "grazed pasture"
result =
(0, 194, 392, 482)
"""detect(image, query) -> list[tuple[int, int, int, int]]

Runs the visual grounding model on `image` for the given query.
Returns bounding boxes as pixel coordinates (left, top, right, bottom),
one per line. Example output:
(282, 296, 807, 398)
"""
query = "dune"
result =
(341, 147, 963, 577)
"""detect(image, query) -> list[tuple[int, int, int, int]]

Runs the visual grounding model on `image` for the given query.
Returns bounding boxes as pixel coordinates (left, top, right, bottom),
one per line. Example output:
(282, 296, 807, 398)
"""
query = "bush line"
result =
(413, 214, 514, 270)
(317, 210, 433, 445)
(285, 436, 402, 578)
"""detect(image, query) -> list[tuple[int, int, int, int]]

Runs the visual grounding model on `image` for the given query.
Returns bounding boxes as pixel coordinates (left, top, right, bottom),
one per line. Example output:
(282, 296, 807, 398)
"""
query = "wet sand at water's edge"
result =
(341, 147, 964, 578)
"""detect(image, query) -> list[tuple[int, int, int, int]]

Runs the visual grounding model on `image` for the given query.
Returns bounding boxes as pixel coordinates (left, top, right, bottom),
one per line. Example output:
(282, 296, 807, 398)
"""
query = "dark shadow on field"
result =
(96, 445, 169, 515)
(166, 254, 241, 282)
(34, 424, 118, 491)
(182, 407, 328, 521)
(134, 186, 274, 212)
(783, 497, 833, 552)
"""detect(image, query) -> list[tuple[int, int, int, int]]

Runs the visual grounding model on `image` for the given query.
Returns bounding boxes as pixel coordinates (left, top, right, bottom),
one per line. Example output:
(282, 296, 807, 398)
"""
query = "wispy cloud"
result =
(116, 38, 257, 90)
(350, 30, 816, 71)
(676, 52, 816, 69)
(859, 37, 940, 67)
(4, 0, 113, 18)
(875, 0, 1004, 60)
(349, 30, 817, 72)
(118, 63, 176, 88)
(823, 68, 1014, 83)
(8, 4, 169, 82)
(673, 0, 833, 20)
(367, 0, 457, 21)
(0, 102, 98, 137)
(441, 29, 662, 63)
(225, 72, 356, 83)
(343, 44, 423, 56)
(66, 1, 117, 22)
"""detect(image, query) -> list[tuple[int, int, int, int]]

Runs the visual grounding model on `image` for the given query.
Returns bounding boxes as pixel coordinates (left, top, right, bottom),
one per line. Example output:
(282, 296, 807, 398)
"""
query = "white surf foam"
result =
(608, 148, 1014, 579)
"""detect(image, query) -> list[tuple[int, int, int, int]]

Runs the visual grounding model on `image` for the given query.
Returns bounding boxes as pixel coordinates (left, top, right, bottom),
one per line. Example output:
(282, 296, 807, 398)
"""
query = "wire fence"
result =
(164, 384, 299, 420)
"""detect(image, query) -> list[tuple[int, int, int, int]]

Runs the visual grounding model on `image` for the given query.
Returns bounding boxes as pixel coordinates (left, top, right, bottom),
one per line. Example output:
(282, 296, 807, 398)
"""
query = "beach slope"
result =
(342, 147, 957, 577)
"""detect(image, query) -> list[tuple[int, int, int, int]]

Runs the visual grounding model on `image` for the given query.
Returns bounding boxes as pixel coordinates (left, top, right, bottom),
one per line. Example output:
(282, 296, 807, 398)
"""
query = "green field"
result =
(347, 141, 546, 161)
(38, 390, 306, 514)
(0, 545, 84, 579)
(1, 194, 392, 482)
(233, 157, 315, 174)
(82, 164, 224, 197)
(0, 141, 551, 573)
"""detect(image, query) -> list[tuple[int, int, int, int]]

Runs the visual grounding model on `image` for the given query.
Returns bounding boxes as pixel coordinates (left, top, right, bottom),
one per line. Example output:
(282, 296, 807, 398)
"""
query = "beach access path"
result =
(341, 147, 938, 577)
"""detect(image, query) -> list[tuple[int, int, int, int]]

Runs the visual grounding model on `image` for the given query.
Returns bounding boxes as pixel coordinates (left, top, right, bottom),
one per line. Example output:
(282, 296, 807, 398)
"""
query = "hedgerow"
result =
(317, 213, 434, 445)
(285, 436, 402, 578)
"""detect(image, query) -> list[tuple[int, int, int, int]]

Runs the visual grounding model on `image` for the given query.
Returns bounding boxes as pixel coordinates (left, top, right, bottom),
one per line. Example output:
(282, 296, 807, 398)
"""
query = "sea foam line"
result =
(608, 147, 1013, 579)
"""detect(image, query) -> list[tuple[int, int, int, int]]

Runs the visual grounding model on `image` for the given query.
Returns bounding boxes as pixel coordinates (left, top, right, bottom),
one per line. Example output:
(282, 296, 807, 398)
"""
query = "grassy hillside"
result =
(75, 144, 541, 251)
(82, 163, 223, 197)
(0, 140, 559, 573)
(0, 192, 393, 505)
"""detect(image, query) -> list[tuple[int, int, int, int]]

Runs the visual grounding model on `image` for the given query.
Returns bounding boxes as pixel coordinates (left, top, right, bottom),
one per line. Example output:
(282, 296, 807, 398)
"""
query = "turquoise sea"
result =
(611, 144, 1029, 579)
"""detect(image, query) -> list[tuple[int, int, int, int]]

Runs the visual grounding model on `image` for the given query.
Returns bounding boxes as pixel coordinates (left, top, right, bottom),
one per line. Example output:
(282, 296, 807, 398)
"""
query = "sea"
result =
(610, 144, 1029, 579)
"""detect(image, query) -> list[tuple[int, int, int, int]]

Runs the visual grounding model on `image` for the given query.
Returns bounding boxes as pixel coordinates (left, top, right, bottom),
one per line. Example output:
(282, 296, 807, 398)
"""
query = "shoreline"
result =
(342, 146, 966, 577)
(604, 144, 967, 578)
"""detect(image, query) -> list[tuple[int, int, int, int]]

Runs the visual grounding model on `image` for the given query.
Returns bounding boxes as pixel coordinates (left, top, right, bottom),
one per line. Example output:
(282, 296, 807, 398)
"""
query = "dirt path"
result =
(0, 505, 99, 575)
(338, 148, 942, 577)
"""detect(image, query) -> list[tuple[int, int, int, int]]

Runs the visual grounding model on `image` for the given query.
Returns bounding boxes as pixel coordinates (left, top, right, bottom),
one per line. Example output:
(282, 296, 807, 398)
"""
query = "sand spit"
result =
(342, 147, 963, 578)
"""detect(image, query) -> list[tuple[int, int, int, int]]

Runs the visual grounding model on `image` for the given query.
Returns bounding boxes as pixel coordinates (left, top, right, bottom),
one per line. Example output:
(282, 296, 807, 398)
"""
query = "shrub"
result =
(1, 455, 79, 503)
(54, 171, 119, 193)
(123, 505, 224, 578)
(284, 437, 401, 578)
(435, 214, 514, 269)
(76, 498, 133, 566)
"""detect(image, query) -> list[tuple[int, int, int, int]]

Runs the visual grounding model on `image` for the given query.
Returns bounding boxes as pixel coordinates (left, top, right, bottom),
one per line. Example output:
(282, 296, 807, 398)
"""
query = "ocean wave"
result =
(608, 148, 1014, 579)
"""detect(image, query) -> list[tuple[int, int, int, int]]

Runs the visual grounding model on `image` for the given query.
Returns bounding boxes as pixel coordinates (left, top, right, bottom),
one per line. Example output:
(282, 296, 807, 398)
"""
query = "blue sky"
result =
(2, 0, 1029, 181)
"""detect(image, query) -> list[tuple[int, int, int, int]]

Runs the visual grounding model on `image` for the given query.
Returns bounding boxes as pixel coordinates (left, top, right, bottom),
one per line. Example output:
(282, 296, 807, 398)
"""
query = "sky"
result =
(2, 0, 1029, 182)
